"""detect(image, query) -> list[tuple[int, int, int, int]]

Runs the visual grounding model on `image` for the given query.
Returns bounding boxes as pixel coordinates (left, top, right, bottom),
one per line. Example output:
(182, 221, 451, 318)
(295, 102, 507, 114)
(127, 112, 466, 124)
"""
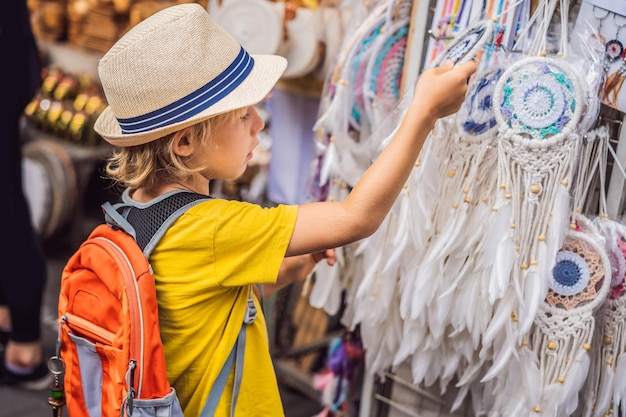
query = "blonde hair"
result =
(104, 109, 245, 195)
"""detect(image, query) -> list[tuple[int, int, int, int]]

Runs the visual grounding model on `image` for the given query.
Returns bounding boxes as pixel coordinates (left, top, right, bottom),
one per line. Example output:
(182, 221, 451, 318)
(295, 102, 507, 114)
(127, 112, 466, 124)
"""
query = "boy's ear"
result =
(171, 128, 194, 157)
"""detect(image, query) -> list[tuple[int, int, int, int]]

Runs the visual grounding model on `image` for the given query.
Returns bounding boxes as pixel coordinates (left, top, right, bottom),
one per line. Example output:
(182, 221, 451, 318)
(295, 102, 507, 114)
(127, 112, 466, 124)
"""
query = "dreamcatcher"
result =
(379, 16, 503, 395)
(581, 127, 626, 417)
(482, 55, 585, 381)
(584, 216, 626, 417)
(362, 9, 411, 129)
(431, 19, 495, 67)
(487, 217, 611, 416)
(480, 118, 613, 415)
(308, 0, 415, 344)
(310, 2, 389, 200)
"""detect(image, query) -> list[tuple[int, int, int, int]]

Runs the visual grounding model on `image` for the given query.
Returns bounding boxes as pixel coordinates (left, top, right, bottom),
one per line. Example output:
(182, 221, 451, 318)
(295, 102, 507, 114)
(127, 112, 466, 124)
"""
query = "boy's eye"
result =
(241, 109, 251, 120)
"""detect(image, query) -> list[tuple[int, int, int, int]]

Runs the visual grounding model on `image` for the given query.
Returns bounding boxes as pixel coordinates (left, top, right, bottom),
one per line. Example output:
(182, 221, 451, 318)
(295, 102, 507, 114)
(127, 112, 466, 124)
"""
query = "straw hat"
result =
(94, 3, 287, 147)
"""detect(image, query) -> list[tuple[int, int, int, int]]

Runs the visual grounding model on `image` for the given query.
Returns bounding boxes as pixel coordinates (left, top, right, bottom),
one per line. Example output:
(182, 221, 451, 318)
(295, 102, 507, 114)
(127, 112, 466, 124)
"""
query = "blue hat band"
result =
(117, 47, 254, 135)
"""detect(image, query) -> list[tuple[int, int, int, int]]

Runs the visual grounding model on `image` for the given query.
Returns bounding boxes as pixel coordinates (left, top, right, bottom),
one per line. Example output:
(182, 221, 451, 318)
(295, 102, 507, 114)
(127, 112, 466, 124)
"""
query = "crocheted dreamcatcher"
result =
(578, 126, 626, 417)
(309, 0, 416, 359)
(311, 2, 389, 196)
(346, 15, 387, 136)
(431, 19, 495, 67)
(495, 223, 611, 416)
(482, 56, 584, 381)
(362, 16, 410, 130)
(583, 217, 626, 417)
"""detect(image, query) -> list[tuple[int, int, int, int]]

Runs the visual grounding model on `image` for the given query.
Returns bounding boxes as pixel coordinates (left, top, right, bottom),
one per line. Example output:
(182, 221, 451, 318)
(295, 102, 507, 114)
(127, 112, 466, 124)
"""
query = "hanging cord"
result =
(597, 129, 610, 218)
(511, 0, 546, 53)
(559, 0, 569, 57)
(514, 0, 558, 55)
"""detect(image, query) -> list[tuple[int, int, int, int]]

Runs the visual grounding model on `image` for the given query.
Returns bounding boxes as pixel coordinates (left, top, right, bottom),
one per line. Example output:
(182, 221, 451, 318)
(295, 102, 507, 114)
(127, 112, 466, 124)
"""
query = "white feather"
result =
(519, 345, 541, 407)
(409, 260, 442, 320)
(487, 202, 515, 303)
(319, 140, 337, 187)
(614, 353, 626, 414)
(561, 350, 590, 416)
(393, 316, 427, 366)
(519, 268, 543, 337)
(481, 336, 515, 382)
(411, 348, 433, 384)
(591, 365, 614, 417)
(483, 291, 517, 347)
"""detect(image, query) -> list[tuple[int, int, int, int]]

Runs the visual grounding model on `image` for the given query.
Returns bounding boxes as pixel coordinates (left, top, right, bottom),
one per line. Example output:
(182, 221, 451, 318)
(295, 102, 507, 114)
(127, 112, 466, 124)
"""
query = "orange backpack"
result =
(53, 191, 208, 416)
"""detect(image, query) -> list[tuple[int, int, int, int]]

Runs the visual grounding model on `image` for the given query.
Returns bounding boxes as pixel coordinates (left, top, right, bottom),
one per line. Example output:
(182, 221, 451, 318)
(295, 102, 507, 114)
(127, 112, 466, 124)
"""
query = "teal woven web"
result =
(499, 60, 578, 140)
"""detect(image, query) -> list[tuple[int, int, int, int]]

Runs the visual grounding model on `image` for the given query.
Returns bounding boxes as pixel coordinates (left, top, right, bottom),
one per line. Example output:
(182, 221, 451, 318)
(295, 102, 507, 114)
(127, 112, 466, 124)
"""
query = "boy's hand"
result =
(411, 59, 479, 120)
(279, 249, 337, 285)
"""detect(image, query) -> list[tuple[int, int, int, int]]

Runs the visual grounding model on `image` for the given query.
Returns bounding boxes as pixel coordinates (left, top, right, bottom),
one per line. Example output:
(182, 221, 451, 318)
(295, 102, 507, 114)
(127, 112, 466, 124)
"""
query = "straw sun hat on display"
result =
(94, 3, 287, 147)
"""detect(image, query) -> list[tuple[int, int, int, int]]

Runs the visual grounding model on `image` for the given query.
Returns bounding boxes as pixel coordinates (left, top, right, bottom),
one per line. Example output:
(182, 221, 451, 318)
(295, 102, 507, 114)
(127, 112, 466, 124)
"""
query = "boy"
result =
(95, 3, 476, 416)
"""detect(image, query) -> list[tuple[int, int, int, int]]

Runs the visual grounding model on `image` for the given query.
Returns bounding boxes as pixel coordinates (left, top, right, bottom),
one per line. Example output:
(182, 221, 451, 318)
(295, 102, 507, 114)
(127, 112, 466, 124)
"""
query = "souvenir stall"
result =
(308, 0, 626, 415)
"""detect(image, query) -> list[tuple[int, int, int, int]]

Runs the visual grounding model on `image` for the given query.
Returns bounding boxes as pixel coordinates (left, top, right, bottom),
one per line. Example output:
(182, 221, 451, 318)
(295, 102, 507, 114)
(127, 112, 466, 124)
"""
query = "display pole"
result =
(606, 115, 626, 218)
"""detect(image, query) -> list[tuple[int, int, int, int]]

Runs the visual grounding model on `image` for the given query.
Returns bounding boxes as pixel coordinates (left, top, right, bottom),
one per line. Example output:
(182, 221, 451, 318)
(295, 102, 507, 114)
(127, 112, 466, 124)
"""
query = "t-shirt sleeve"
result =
(212, 200, 298, 287)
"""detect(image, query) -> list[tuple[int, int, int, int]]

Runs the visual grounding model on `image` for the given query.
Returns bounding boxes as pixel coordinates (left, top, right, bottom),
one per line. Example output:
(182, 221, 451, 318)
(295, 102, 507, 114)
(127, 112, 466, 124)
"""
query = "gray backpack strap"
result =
(103, 189, 210, 257)
(201, 294, 257, 417)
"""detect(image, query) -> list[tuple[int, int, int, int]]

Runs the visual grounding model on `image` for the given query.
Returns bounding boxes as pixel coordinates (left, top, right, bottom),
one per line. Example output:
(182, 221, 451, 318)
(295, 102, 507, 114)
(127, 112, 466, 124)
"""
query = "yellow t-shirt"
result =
(150, 198, 298, 417)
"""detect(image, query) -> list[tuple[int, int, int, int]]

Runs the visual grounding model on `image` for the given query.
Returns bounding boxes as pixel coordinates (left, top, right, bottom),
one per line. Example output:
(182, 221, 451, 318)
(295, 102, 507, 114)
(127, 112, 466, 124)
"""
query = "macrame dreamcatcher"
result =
(431, 19, 495, 67)
(394, 64, 505, 379)
(385, 28, 508, 395)
(583, 217, 626, 417)
(489, 220, 611, 417)
(580, 126, 626, 417)
(482, 55, 585, 383)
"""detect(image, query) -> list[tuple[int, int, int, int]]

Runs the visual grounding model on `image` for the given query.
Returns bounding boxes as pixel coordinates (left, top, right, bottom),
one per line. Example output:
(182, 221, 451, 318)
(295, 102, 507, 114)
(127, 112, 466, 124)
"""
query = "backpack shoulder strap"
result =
(102, 189, 210, 257)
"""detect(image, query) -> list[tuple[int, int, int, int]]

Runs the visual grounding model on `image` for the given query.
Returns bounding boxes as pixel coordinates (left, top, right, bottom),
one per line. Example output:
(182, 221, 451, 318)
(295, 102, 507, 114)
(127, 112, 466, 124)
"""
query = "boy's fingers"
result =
(457, 59, 479, 77)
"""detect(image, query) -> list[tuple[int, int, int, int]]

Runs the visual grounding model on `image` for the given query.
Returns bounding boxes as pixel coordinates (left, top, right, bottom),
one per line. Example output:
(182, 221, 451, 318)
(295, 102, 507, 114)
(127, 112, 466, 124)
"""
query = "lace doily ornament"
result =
(546, 233, 611, 310)
(456, 66, 505, 140)
(493, 57, 584, 142)
(432, 19, 495, 67)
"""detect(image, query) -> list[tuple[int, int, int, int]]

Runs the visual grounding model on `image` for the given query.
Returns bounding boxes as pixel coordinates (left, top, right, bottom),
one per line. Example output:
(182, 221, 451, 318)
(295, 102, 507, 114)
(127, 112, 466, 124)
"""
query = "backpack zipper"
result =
(91, 237, 145, 399)
(62, 312, 116, 344)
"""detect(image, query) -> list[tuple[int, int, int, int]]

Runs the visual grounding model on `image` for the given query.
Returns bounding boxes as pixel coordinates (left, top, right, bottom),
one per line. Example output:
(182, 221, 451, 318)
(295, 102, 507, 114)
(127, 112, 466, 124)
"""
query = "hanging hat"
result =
(94, 3, 287, 147)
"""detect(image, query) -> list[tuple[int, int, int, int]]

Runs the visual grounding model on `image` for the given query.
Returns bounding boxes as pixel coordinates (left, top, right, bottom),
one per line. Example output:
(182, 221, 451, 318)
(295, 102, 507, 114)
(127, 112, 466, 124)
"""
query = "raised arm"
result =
(287, 60, 478, 256)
